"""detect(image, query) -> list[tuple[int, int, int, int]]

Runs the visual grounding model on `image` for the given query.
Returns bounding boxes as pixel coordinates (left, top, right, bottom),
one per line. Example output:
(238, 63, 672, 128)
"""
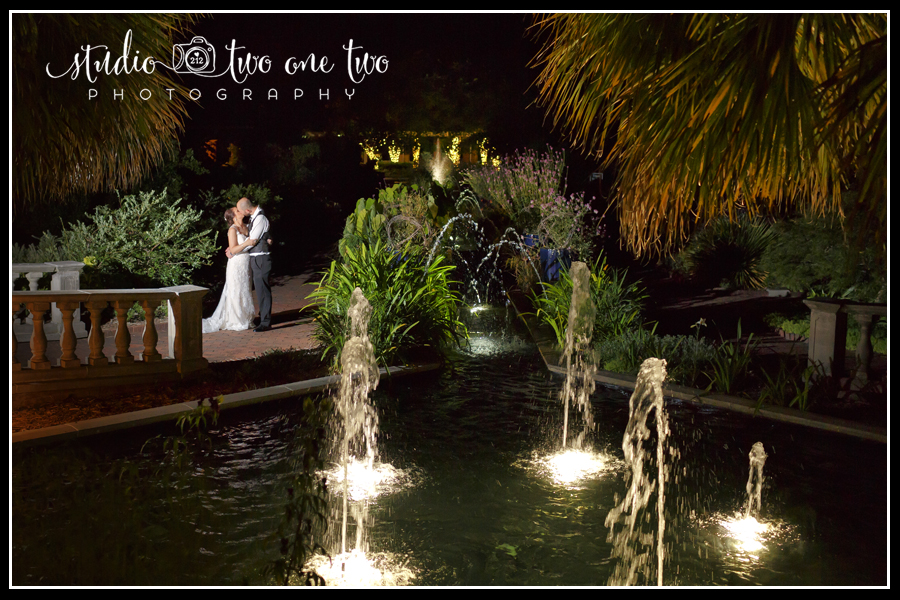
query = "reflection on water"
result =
(11, 316, 888, 586)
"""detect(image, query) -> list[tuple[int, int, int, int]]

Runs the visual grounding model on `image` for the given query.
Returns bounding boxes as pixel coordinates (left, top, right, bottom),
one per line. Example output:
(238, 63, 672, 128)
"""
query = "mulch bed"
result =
(12, 349, 333, 434)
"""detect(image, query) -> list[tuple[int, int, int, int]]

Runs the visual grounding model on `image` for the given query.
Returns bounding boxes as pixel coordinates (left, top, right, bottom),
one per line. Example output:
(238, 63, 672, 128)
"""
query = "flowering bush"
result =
(533, 191, 603, 261)
(462, 146, 566, 232)
(462, 146, 603, 260)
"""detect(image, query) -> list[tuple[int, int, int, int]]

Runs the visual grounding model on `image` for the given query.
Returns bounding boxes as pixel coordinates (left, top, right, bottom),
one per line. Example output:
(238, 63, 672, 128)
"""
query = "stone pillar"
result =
(803, 299, 847, 378)
(163, 285, 209, 375)
(48, 261, 87, 339)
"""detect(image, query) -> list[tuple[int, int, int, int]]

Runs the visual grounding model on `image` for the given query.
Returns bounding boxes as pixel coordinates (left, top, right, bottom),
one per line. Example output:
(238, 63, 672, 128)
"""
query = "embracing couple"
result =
(201, 197, 273, 334)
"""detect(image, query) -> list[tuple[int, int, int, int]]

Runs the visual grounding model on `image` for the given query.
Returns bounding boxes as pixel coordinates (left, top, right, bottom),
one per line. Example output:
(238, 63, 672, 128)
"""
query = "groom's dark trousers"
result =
(252, 254, 272, 328)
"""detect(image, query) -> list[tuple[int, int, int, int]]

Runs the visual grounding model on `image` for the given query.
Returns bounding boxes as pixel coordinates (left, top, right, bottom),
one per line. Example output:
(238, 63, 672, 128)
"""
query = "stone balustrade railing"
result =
(804, 298, 887, 387)
(12, 285, 208, 406)
(12, 261, 88, 342)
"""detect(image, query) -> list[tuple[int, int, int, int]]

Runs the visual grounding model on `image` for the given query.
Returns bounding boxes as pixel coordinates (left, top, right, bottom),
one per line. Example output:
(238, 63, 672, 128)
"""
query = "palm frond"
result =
(529, 13, 886, 259)
(12, 13, 203, 211)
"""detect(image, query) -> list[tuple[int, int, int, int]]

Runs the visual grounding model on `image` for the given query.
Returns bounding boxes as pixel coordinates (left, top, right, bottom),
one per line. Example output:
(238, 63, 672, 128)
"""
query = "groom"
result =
(237, 197, 273, 332)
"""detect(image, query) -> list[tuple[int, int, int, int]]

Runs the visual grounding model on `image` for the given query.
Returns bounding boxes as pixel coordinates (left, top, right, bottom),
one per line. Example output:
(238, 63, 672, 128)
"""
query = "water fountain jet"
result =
(336, 288, 380, 558)
(559, 261, 596, 450)
(605, 357, 671, 586)
(744, 442, 767, 518)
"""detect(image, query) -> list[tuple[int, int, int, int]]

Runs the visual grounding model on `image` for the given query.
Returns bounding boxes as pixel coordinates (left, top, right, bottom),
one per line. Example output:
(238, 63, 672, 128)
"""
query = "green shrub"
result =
(306, 240, 467, 371)
(772, 314, 886, 355)
(461, 146, 566, 234)
(758, 195, 886, 303)
(339, 184, 444, 260)
(678, 214, 775, 290)
(126, 301, 169, 323)
(12, 231, 64, 264)
(531, 253, 646, 350)
(13, 189, 217, 289)
(755, 357, 819, 412)
(595, 328, 717, 389)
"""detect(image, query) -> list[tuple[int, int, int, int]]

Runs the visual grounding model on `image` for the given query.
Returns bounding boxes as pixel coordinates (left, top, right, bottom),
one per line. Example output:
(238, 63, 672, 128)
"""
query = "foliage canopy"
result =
(530, 14, 886, 258)
(13, 14, 202, 211)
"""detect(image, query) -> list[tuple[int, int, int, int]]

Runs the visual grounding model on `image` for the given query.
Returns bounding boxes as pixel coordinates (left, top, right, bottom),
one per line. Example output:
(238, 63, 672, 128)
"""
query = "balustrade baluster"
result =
(853, 312, 879, 386)
(25, 301, 51, 370)
(57, 301, 82, 368)
(12, 305, 20, 371)
(25, 272, 43, 291)
(140, 299, 162, 362)
(86, 300, 109, 366)
(112, 300, 135, 365)
(13, 287, 208, 403)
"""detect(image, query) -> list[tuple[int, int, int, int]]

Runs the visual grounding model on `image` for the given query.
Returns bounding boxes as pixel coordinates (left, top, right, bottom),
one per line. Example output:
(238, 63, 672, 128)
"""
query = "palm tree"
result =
(529, 13, 886, 259)
(12, 13, 202, 212)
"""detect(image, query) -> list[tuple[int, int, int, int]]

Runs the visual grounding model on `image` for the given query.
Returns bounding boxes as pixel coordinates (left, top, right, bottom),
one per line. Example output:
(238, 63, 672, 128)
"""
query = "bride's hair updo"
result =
(224, 207, 237, 225)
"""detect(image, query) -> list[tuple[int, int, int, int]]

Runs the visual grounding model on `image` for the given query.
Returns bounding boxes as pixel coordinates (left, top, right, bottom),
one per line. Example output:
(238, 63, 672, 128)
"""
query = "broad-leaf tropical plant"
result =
(305, 240, 467, 371)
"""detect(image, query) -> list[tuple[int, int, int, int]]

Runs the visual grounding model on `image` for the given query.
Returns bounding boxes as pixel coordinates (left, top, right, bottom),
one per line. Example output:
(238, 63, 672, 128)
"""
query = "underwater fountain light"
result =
(309, 550, 417, 587)
(328, 456, 418, 502)
(715, 441, 776, 556)
(322, 459, 414, 503)
(537, 448, 610, 487)
(719, 514, 771, 555)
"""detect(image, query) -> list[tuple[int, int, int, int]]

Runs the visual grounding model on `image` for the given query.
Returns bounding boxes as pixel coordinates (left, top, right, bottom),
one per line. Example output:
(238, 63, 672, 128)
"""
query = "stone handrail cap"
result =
(12, 291, 93, 303)
(803, 298, 886, 317)
(844, 303, 887, 317)
(12, 289, 178, 302)
(44, 261, 87, 271)
(161, 285, 209, 295)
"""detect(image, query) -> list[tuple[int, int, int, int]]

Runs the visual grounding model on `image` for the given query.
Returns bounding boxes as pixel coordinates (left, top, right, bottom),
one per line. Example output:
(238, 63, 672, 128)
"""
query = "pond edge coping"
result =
(507, 290, 886, 444)
(11, 362, 441, 448)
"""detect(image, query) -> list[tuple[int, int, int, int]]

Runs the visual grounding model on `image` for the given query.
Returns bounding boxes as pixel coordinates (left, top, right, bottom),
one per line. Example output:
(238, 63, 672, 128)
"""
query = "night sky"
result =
(168, 13, 551, 152)
(11, 12, 605, 247)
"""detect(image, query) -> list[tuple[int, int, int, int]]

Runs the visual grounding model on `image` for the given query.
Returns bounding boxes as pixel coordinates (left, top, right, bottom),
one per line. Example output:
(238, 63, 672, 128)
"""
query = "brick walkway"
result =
(201, 271, 322, 362)
(14, 270, 325, 368)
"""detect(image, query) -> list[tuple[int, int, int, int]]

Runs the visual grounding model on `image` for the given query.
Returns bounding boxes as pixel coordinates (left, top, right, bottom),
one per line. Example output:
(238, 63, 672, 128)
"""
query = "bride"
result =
(202, 207, 258, 333)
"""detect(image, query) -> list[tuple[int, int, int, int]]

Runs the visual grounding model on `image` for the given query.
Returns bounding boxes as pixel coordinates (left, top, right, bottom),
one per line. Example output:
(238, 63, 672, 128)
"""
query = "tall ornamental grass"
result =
(530, 254, 646, 350)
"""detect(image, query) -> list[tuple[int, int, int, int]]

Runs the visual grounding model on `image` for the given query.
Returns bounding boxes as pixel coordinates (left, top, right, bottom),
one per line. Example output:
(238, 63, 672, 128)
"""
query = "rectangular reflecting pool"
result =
(12, 323, 887, 586)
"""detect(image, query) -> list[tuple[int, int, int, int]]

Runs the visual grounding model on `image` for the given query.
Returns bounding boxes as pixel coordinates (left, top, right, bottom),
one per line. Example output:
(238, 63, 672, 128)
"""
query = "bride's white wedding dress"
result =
(202, 226, 255, 333)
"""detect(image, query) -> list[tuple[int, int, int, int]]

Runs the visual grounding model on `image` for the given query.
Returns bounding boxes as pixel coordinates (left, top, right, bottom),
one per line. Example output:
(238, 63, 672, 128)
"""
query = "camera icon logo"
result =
(173, 36, 216, 74)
